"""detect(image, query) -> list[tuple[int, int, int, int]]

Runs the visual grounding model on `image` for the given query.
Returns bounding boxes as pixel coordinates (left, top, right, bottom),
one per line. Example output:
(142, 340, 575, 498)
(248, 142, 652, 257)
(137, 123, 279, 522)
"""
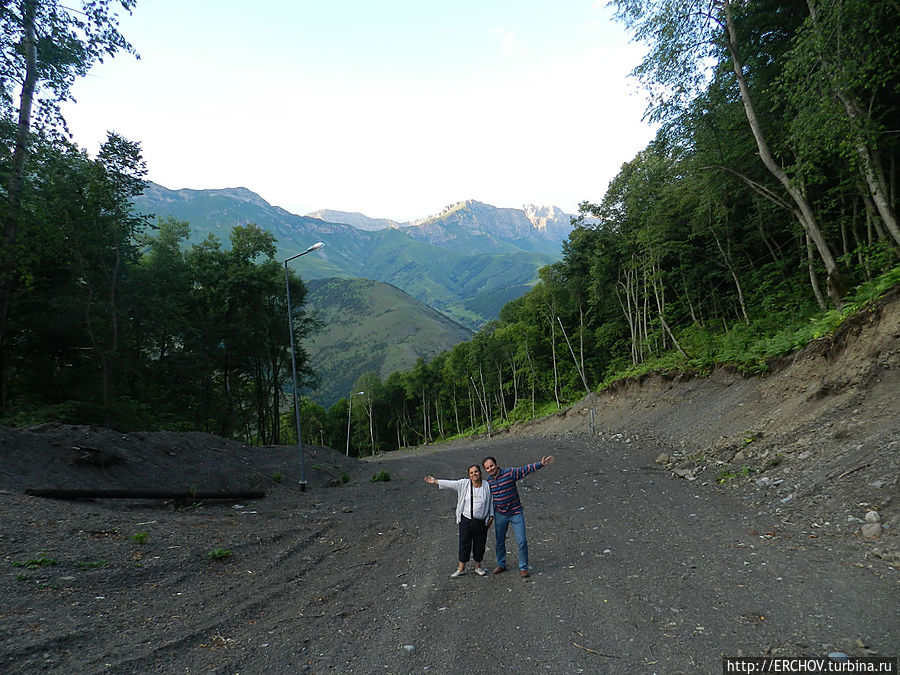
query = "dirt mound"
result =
(0, 424, 359, 495)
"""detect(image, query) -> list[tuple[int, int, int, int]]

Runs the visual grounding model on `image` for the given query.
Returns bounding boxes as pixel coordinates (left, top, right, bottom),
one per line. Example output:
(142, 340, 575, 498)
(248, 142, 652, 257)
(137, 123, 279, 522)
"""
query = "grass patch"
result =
(12, 556, 58, 570)
(74, 560, 109, 569)
(207, 548, 232, 561)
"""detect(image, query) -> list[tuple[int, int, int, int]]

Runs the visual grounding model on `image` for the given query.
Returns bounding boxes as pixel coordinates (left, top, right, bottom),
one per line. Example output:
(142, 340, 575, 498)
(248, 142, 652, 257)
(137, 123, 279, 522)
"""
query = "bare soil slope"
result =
(511, 286, 899, 547)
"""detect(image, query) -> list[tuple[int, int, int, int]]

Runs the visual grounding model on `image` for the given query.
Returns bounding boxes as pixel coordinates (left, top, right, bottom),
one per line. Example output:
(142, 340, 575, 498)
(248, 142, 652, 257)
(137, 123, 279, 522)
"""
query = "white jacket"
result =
(436, 478, 494, 524)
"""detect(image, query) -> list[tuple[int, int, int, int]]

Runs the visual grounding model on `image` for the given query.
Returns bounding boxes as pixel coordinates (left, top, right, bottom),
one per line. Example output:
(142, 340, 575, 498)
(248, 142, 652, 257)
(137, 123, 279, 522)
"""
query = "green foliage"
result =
(74, 560, 109, 569)
(716, 470, 736, 484)
(131, 532, 148, 545)
(370, 471, 391, 483)
(207, 548, 232, 561)
(340, 472, 350, 484)
(12, 556, 58, 570)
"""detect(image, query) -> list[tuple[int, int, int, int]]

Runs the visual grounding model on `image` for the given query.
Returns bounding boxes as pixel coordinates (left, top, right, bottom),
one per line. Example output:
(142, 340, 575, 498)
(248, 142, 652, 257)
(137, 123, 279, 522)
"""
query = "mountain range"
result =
(133, 183, 579, 405)
(135, 184, 577, 329)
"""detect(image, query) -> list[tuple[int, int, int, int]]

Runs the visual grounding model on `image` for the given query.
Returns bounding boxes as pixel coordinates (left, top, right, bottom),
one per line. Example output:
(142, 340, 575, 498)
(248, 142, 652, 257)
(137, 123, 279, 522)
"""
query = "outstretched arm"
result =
(540, 455, 555, 467)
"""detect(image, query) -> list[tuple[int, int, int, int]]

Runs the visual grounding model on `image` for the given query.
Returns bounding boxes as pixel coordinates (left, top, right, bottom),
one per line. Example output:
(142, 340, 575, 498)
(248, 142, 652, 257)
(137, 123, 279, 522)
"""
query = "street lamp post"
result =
(345, 391, 364, 456)
(284, 241, 324, 491)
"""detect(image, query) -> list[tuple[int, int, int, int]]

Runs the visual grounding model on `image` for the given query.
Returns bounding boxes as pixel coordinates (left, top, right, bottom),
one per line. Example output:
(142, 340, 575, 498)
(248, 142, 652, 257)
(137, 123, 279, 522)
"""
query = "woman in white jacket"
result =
(424, 465, 494, 577)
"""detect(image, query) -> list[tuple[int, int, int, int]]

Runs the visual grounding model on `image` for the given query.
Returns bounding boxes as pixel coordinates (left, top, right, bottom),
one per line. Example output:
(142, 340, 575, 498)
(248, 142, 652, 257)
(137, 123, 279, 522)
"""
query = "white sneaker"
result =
(450, 569, 465, 578)
(474, 567, 487, 576)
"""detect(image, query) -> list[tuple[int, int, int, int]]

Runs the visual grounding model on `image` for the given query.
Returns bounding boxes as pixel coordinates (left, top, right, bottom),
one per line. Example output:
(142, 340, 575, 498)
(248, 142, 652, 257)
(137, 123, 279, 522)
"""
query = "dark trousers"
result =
(458, 516, 488, 563)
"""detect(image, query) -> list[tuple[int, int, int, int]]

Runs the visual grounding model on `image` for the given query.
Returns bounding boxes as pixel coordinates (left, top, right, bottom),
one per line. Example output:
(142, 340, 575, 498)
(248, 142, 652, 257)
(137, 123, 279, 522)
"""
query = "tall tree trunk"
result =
(616, 264, 640, 365)
(0, 2, 38, 405)
(452, 386, 461, 435)
(548, 314, 560, 409)
(496, 363, 508, 421)
(712, 229, 749, 325)
(804, 0, 900, 248)
(558, 316, 590, 393)
(722, 0, 845, 306)
(650, 262, 688, 359)
(521, 333, 536, 417)
(366, 400, 376, 455)
(806, 232, 827, 310)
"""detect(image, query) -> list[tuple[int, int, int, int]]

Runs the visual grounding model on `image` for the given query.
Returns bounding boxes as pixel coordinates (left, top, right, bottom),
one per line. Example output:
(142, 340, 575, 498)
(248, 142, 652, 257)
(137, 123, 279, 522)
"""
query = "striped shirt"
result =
(486, 462, 543, 515)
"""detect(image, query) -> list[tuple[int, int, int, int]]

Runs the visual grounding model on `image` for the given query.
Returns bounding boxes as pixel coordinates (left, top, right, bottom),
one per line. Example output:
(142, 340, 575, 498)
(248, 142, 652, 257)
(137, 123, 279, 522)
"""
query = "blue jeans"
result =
(493, 512, 528, 570)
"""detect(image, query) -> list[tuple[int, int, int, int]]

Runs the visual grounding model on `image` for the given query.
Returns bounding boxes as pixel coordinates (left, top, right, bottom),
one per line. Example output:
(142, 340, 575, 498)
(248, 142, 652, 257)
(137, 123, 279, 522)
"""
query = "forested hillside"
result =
(304, 278, 472, 407)
(1, 1, 898, 459)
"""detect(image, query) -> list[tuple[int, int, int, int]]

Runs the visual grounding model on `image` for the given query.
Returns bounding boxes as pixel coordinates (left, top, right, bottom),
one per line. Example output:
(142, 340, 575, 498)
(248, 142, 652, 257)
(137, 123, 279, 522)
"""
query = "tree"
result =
(780, 0, 900, 248)
(353, 372, 382, 455)
(85, 134, 146, 423)
(0, 0, 137, 358)
(611, 0, 846, 305)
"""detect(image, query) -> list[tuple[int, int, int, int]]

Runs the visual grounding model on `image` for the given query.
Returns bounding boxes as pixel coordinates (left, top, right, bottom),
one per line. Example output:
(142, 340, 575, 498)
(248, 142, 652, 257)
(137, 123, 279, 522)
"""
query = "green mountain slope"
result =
(304, 278, 473, 406)
(134, 183, 560, 328)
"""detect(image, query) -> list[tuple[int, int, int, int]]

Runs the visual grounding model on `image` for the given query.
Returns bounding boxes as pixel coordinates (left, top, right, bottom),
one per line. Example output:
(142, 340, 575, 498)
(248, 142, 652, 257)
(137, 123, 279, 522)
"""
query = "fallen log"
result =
(25, 488, 265, 500)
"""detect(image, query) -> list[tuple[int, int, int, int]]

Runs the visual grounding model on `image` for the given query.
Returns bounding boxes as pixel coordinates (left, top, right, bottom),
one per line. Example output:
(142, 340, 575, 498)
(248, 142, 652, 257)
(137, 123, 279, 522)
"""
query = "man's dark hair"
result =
(482, 456, 497, 467)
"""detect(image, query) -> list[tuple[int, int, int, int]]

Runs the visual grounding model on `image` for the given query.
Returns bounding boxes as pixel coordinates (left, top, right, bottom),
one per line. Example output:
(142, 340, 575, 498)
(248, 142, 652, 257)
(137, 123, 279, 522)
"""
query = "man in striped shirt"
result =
(482, 454, 555, 578)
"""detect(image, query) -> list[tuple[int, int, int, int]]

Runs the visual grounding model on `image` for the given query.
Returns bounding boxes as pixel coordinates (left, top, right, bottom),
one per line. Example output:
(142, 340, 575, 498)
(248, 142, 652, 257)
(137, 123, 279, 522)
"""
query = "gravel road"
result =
(1, 421, 897, 673)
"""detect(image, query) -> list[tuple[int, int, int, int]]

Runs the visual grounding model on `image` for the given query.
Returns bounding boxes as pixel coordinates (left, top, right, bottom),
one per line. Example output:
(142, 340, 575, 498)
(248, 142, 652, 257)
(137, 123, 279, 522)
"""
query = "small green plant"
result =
(74, 560, 109, 569)
(131, 532, 148, 544)
(717, 470, 737, 484)
(207, 548, 232, 561)
(370, 470, 391, 483)
(272, 472, 282, 483)
(340, 472, 350, 484)
(15, 574, 28, 581)
(12, 556, 58, 570)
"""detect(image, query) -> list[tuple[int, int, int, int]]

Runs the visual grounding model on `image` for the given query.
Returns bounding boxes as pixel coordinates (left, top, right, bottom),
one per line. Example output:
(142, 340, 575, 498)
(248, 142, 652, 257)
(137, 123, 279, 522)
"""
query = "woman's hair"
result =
(467, 464, 481, 475)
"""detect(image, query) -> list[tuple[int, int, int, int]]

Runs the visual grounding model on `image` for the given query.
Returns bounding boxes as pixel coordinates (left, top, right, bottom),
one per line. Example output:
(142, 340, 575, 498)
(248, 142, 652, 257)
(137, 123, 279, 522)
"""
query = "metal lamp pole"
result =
(284, 241, 324, 491)
(345, 391, 364, 456)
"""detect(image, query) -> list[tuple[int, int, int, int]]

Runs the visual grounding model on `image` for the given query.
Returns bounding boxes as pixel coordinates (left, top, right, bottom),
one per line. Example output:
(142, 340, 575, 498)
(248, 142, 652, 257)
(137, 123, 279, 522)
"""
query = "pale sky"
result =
(63, 0, 655, 222)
